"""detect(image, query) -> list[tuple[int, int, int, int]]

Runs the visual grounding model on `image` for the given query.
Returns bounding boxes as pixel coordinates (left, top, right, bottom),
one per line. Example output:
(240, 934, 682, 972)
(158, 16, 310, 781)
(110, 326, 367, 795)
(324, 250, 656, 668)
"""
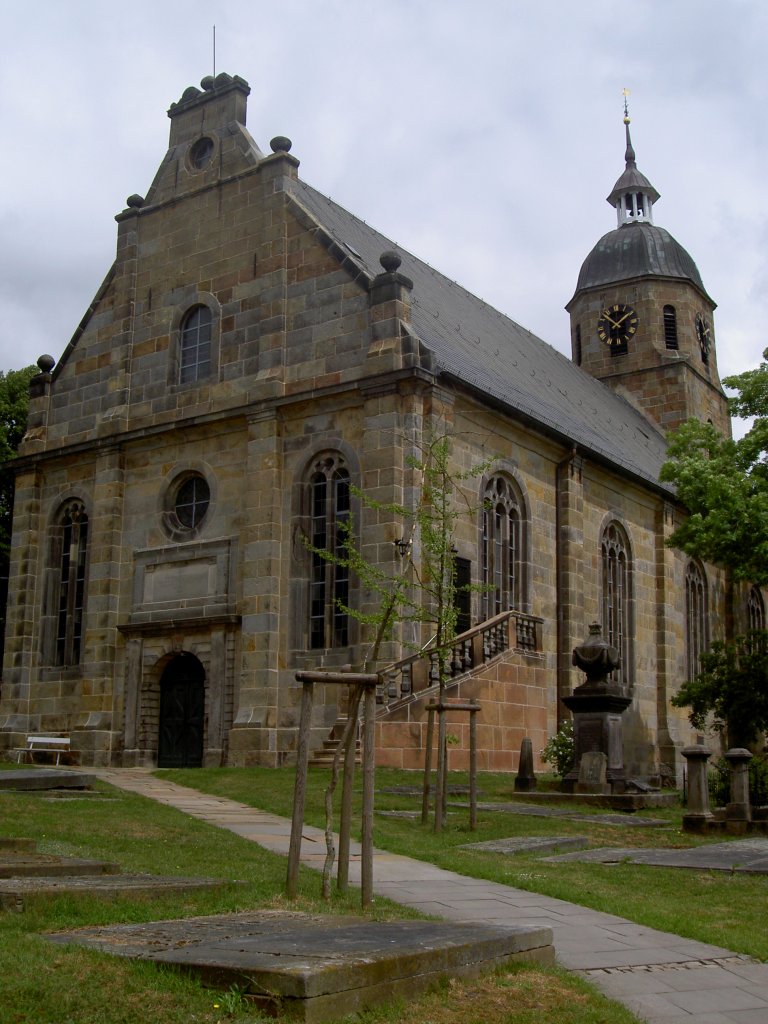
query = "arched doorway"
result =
(157, 654, 205, 768)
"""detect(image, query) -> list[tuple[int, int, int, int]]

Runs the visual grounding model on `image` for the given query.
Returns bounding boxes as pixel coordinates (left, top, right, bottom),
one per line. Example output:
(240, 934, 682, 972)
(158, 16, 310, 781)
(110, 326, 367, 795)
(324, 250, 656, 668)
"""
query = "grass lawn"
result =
(159, 766, 768, 962)
(0, 774, 642, 1024)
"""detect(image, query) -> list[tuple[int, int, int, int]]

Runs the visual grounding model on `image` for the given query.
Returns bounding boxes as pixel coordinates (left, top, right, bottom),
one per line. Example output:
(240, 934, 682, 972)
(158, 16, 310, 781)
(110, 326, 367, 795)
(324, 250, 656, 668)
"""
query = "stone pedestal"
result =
(681, 745, 714, 833)
(561, 692, 631, 792)
(562, 623, 630, 794)
(725, 747, 752, 833)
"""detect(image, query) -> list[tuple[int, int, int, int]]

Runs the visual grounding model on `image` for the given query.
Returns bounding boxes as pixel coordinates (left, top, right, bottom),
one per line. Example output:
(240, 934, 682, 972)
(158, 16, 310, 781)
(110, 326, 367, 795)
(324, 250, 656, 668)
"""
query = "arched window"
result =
(44, 500, 89, 666)
(179, 305, 213, 384)
(663, 305, 678, 350)
(601, 521, 633, 688)
(308, 455, 350, 649)
(482, 475, 524, 619)
(748, 587, 765, 632)
(685, 560, 708, 680)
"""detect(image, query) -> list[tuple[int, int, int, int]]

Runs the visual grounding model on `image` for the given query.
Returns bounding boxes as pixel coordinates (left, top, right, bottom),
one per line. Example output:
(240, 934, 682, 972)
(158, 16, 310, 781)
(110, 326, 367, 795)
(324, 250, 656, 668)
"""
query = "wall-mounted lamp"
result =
(393, 537, 411, 557)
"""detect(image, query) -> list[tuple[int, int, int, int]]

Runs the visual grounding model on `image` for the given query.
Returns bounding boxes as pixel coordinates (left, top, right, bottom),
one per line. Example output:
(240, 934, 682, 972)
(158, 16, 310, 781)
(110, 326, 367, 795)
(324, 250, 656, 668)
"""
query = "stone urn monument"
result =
(561, 623, 631, 794)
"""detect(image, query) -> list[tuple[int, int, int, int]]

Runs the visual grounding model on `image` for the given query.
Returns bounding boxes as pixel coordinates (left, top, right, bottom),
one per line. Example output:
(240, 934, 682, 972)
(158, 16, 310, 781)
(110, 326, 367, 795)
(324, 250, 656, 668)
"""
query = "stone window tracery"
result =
(308, 455, 351, 649)
(45, 499, 89, 667)
(482, 475, 524, 620)
(601, 521, 633, 688)
(748, 586, 765, 633)
(685, 560, 708, 681)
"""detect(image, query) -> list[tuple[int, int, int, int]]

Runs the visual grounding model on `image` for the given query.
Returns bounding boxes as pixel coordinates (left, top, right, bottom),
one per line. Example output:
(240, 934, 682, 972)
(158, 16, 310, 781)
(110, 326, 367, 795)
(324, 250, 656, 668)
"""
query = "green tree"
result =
(307, 433, 489, 848)
(661, 350, 768, 743)
(659, 349, 768, 585)
(671, 634, 768, 748)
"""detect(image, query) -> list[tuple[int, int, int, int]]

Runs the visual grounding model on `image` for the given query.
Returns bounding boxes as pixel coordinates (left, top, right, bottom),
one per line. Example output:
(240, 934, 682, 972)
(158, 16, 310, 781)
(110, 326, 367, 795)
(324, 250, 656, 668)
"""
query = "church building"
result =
(0, 74, 761, 777)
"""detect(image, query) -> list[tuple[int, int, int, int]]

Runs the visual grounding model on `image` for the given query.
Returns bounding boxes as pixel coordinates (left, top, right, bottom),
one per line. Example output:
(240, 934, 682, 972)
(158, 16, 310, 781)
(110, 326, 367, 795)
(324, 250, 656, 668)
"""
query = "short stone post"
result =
(514, 737, 537, 793)
(681, 745, 714, 833)
(725, 747, 753, 833)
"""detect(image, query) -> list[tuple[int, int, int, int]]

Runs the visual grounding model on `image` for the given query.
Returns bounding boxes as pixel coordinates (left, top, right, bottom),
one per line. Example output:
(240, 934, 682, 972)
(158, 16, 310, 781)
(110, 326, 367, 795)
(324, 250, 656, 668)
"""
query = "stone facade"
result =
(0, 74, 762, 779)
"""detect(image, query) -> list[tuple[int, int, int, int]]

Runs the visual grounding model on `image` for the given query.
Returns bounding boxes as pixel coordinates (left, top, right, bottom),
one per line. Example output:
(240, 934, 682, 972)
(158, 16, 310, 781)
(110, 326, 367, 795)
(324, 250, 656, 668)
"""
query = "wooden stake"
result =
(361, 684, 376, 907)
(286, 679, 313, 899)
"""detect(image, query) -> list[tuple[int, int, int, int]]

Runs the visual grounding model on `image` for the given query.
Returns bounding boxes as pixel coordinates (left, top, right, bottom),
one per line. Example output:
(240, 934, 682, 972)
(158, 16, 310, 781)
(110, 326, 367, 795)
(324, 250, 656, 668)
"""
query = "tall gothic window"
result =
(308, 455, 350, 649)
(482, 475, 524, 619)
(748, 587, 765, 632)
(179, 305, 213, 384)
(601, 522, 633, 688)
(685, 560, 708, 680)
(45, 500, 89, 666)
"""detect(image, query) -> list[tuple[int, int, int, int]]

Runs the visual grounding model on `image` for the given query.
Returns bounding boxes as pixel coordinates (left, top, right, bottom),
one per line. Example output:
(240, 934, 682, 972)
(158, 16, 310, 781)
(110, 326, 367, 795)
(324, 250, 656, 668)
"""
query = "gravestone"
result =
(574, 750, 609, 795)
(514, 737, 537, 792)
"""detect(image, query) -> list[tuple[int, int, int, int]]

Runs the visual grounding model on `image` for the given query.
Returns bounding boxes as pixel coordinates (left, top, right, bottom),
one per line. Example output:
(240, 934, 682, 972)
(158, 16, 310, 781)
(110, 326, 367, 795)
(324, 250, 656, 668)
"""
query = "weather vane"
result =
(213, 25, 216, 79)
(623, 87, 631, 124)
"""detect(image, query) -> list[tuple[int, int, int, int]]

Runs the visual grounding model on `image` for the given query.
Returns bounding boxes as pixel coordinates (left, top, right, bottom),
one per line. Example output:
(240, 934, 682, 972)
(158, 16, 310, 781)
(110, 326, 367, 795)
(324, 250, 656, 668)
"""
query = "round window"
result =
(174, 475, 210, 529)
(189, 136, 214, 170)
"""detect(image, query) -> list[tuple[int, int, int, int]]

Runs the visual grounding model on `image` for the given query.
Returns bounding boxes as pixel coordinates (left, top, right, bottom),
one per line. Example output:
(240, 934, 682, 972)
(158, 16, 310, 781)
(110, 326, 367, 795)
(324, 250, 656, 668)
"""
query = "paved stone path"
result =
(85, 769, 768, 1023)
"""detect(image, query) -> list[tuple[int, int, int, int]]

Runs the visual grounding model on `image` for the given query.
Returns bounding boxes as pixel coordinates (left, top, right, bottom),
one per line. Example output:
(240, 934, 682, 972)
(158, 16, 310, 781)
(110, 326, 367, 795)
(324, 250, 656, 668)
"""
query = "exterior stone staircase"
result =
(310, 609, 545, 771)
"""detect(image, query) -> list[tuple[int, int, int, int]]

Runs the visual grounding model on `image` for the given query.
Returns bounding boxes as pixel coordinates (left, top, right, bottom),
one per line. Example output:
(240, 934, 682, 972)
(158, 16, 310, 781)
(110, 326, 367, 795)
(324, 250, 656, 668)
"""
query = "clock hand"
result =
(613, 310, 631, 326)
(601, 311, 619, 327)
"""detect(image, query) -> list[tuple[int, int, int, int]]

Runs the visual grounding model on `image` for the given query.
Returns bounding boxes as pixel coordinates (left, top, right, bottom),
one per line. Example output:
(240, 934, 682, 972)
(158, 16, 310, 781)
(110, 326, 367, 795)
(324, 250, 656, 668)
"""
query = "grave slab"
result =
(0, 769, 96, 791)
(2, 874, 240, 912)
(545, 838, 768, 873)
(459, 836, 589, 855)
(48, 911, 555, 1022)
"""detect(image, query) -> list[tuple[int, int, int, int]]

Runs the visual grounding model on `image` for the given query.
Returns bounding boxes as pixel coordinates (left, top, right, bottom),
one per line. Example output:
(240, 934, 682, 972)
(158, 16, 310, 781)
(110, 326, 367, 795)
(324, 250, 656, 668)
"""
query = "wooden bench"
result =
(17, 735, 71, 766)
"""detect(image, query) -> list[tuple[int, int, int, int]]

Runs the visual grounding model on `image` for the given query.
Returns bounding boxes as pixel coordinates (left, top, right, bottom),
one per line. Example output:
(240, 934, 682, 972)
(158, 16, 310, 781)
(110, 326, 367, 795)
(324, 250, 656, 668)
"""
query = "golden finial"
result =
(623, 87, 631, 125)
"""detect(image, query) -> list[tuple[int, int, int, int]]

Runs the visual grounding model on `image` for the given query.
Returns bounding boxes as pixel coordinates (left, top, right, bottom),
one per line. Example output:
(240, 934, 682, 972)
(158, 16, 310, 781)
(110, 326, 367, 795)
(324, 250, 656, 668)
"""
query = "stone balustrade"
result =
(376, 609, 543, 712)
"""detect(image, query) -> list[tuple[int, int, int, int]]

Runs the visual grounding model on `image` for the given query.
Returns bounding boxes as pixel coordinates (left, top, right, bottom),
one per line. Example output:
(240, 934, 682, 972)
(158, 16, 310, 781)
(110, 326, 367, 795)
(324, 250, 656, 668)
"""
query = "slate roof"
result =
(574, 221, 710, 299)
(288, 179, 673, 495)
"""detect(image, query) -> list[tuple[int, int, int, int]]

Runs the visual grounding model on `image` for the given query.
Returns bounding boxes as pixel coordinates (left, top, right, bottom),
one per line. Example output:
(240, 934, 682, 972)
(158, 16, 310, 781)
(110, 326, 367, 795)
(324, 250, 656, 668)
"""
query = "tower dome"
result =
(575, 222, 710, 300)
(566, 97, 729, 437)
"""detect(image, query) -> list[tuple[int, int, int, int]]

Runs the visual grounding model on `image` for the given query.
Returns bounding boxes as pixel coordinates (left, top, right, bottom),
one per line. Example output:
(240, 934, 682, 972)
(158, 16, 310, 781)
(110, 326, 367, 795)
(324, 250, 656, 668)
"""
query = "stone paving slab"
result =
(0, 769, 97, 791)
(545, 838, 768, 874)
(48, 911, 554, 1023)
(459, 835, 589, 855)
(79, 769, 768, 1023)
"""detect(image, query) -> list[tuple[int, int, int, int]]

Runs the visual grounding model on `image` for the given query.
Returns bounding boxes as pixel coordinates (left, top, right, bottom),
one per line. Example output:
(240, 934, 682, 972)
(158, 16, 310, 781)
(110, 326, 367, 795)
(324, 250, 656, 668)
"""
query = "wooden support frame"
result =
(286, 670, 379, 908)
(422, 699, 479, 831)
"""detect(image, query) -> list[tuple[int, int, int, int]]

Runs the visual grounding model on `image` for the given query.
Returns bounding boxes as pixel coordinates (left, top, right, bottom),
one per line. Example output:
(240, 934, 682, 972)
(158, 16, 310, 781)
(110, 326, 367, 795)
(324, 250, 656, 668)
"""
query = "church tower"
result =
(566, 103, 731, 436)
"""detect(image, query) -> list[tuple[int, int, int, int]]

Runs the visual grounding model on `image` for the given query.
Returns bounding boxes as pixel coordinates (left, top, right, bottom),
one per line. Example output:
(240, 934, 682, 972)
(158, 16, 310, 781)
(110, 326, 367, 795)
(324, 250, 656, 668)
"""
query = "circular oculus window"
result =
(189, 136, 214, 170)
(174, 475, 210, 529)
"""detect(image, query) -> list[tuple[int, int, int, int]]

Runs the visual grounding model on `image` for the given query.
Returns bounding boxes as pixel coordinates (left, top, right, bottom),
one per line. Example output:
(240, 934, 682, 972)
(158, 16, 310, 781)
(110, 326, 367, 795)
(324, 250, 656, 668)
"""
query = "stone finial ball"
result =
(379, 250, 402, 273)
(126, 194, 145, 209)
(37, 354, 55, 373)
(270, 136, 292, 153)
(200, 76, 215, 91)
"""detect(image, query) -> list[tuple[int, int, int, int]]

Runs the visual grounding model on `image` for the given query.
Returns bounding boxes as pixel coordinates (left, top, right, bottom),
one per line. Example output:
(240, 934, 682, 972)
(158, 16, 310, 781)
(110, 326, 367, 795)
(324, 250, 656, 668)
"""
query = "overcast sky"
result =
(1, 0, 766, 430)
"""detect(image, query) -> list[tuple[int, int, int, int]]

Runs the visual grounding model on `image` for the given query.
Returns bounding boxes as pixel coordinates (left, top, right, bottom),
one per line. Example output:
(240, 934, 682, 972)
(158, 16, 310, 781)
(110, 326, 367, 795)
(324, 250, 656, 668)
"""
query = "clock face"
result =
(597, 303, 639, 348)
(695, 313, 712, 356)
